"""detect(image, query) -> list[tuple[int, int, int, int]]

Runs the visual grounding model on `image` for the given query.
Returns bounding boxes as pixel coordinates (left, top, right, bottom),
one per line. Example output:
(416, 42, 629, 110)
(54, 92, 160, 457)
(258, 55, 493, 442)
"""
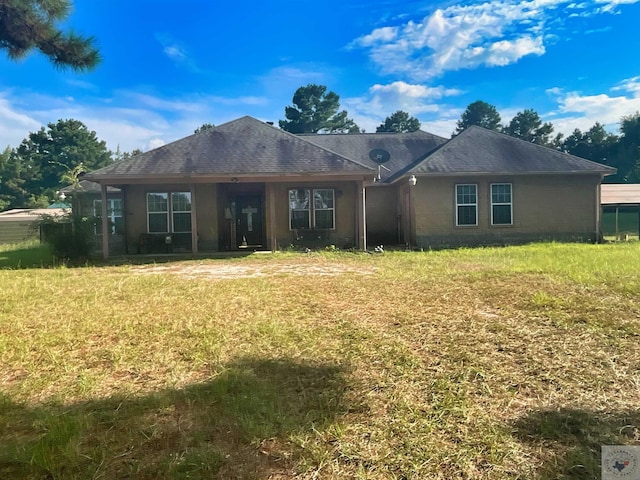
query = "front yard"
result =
(1, 243, 639, 479)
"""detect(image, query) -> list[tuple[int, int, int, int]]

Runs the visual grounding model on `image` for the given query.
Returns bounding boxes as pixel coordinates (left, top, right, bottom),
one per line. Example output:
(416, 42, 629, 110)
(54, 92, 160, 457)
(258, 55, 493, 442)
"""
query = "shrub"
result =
(37, 213, 96, 261)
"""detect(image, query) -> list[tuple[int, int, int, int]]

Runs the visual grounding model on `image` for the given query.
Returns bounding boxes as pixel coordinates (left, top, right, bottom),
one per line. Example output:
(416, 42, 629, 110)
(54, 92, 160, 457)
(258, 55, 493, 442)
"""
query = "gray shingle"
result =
(300, 130, 446, 181)
(406, 126, 616, 176)
(86, 116, 374, 179)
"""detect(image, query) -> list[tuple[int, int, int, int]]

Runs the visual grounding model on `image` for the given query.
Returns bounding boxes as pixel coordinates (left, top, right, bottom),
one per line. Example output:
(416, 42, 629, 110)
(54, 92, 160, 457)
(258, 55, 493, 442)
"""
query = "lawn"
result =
(1, 242, 639, 479)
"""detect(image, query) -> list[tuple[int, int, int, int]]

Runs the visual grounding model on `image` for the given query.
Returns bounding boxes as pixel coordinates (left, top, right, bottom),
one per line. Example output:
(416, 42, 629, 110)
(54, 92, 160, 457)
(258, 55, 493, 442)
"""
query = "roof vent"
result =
(266, 121, 274, 126)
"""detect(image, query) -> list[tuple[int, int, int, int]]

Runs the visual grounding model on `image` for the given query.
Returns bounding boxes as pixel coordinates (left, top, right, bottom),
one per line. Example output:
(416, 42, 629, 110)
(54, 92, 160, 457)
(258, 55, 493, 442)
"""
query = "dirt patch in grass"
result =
(129, 261, 377, 280)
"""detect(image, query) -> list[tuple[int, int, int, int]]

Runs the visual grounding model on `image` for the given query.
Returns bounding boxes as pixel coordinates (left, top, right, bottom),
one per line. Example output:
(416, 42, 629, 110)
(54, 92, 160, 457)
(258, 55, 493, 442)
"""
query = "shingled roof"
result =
(86, 116, 374, 181)
(300, 130, 446, 181)
(388, 126, 616, 181)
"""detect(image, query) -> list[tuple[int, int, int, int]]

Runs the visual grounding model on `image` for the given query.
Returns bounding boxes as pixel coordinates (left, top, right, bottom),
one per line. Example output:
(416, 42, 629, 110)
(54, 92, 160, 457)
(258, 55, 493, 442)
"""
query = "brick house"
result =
(83, 116, 615, 258)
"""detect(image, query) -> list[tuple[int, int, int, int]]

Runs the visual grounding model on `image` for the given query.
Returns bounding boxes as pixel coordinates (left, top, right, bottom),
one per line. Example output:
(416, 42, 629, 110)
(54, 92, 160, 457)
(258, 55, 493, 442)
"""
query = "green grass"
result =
(1, 242, 640, 479)
(0, 240, 57, 269)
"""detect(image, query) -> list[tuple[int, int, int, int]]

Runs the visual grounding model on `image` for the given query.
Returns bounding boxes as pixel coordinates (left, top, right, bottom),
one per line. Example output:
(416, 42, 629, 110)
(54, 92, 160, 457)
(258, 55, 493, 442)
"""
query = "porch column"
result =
(266, 183, 277, 251)
(356, 180, 367, 251)
(190, 185, 198, 254)
(100, 183, 109, 259)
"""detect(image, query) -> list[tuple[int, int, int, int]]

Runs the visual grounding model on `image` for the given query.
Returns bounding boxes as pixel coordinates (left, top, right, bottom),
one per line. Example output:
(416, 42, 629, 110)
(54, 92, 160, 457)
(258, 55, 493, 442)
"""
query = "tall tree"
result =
(616, 112, 640, 182)
(561, 123, 617, 164)
(376, 110, 420, 133)
(0, 0, 100, 71)
(13, 119, 112, 206)
(0, 145, 49, 209)
(504, 109, 554, 146)
(279, 84, 361, 134)
(454, 100, 502, 134)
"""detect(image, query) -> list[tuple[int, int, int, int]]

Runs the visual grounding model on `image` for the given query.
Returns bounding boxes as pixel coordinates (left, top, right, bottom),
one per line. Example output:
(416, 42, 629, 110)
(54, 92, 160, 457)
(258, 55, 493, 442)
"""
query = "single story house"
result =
(83, 116, 615, 258)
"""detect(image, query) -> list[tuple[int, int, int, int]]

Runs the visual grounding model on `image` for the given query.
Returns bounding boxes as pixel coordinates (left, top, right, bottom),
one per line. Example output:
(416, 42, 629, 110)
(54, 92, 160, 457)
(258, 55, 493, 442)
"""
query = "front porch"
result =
(96, 179, 368, 259)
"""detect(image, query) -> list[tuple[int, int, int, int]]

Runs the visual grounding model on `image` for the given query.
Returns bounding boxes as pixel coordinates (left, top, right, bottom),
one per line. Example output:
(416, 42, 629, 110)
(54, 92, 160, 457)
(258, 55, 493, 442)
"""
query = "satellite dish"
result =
(369, 148, 391, 164)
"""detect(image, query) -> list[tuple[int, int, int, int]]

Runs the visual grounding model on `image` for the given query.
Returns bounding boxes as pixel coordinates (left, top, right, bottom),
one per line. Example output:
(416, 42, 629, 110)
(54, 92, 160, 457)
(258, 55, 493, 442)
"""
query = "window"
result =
(147, 192, 191, 233)
(491, 183, 512, 225)
(456, 184, 477, 226)
(289, 188, 335, 230)
(171, 192, 192, 233)
(94, 198, 123, 234)
(289, 189, 310, 229)
(313, 189, 335, 229)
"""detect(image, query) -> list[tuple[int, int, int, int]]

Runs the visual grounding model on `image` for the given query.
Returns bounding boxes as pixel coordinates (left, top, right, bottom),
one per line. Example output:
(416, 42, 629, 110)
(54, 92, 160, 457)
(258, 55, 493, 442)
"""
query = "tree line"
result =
(455, 100, 640, 183)
(1, 86, 639, 211)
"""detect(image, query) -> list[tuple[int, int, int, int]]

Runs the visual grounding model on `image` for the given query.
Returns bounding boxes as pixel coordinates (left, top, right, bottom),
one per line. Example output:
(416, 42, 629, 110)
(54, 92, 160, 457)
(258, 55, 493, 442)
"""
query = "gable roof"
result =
(300, 130, 446, 181)
(86, 116, 374, 181)
(60, 180, 121, 194)
(388, 126, 616, 181)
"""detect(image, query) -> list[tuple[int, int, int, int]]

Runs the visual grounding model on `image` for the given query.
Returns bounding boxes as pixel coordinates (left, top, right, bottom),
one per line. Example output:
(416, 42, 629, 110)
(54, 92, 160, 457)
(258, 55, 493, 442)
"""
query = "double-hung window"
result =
(147, 192, 191, 233)
(289, 188, 335, 230)
(94, 198, 123, 235)
(491, 183, 512, 225)
(456, 184, 477, 226)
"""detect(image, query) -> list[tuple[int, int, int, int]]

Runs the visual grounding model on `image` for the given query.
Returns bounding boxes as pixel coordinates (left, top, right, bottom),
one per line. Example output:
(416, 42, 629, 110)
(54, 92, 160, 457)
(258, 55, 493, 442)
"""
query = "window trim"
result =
(490, 183, 513, 226)
(455, 184, 478, 227)
(146, 191, 191, 234)
(288, 188, 336, 230)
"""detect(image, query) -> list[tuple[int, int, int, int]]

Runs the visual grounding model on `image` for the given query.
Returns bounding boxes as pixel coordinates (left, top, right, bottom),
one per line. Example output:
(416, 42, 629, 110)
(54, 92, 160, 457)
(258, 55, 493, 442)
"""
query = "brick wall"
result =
(411, 174, 601, 247)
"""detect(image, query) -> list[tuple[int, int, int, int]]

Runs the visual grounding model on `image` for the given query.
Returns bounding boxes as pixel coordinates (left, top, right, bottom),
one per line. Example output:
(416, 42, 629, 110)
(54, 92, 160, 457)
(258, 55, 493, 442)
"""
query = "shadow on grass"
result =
(0, 241, 265, 270)
(0, 244, 57, 269)
(512, 408, 640, 478)
(0, 356, 348, 480)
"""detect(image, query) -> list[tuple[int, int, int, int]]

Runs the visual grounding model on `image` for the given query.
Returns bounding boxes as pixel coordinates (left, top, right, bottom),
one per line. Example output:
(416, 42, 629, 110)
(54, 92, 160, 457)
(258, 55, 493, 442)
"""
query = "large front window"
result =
(147, 192, 191, 233)
(456, 184, 477, 226)
(491, 183, 512, 225)
(289, 188, 335, 230)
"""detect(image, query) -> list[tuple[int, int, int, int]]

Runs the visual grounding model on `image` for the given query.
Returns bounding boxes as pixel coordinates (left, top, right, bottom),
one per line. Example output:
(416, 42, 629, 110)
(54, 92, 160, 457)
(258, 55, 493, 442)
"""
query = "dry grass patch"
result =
(1, 244, 640, 479)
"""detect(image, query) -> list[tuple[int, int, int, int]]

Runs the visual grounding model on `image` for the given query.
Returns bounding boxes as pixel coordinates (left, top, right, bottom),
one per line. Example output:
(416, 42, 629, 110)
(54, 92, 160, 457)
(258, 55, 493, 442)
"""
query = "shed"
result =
(601, 184, 640, 239)
(0, 208, 69, 244)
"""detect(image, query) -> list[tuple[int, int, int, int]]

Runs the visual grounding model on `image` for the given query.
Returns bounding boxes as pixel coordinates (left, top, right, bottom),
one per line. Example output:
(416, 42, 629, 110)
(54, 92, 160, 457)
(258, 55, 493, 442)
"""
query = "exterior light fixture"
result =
(408, 175, 417, 186)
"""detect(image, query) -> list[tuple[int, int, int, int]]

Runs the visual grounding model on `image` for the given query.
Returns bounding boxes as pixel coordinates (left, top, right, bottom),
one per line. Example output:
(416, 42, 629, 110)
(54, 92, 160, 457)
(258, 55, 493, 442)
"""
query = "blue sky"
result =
(1, 0, 639, 153)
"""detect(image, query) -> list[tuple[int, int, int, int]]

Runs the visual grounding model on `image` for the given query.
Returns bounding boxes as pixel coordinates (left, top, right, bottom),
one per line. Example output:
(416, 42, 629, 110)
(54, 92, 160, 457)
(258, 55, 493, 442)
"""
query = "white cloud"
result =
(356, 26, 399, 46)
(155, 33, 202, 73)
(343, 80, 463, 132)
(353, 0, 635, 80)
(546, 77, 640, 134)
(0, 88, 279, 153)
(595, 0, 640, 13)
(0, 97, 41, 148)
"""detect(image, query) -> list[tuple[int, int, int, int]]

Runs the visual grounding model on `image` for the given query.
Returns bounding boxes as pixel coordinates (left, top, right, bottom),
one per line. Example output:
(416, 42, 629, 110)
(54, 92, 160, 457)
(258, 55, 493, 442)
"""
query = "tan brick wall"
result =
(412, 174, 602, 246)
(123, 184, 216, 252)
(271, 181, 358, 249)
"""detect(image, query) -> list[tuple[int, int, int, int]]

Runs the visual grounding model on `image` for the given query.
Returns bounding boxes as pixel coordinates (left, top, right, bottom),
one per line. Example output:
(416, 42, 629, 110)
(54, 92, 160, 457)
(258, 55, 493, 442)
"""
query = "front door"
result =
(236, 195, 263, 248)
